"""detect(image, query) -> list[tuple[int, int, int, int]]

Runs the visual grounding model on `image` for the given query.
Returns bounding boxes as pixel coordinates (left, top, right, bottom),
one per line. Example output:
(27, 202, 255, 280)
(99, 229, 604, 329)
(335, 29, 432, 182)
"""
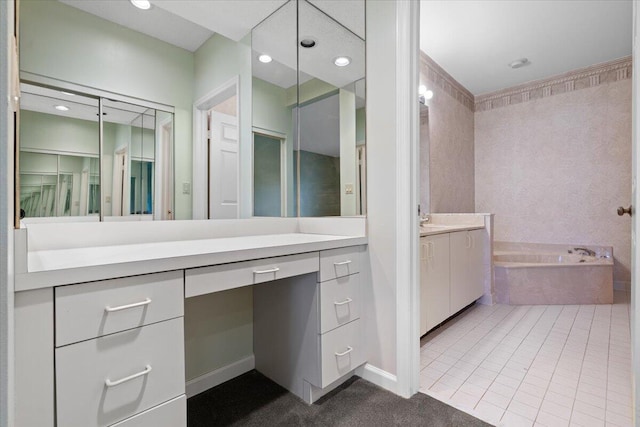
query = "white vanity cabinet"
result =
(450, 229, 485, 314)
(253, 246, 366, 403)
(421, 229, 486, 336)
(54, 271, 186, 427)
(420, 234, 450, 335)
(14, 224, 368, 427)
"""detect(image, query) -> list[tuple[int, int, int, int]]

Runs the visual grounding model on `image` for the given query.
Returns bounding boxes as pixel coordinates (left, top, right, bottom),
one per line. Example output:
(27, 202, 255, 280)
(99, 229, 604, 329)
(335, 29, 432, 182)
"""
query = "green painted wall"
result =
(20, 0, 194, 219)
(356, 107, 366, 145)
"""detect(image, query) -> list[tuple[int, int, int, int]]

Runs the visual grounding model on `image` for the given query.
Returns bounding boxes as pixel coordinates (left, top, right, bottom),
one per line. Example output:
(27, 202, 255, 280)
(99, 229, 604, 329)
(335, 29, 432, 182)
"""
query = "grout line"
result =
(567, 305, 598, 425)
(497, 305, 563, 422)
(531, 304, 581, 425)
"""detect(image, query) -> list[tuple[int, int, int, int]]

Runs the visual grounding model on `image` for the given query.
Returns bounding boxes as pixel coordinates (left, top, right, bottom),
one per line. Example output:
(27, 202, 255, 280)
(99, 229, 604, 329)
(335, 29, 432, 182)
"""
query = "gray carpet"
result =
(188, 370, 491, 426)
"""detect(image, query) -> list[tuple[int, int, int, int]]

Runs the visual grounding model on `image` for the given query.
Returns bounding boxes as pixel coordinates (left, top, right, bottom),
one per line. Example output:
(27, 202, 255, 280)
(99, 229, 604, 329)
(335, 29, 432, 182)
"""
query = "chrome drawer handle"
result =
(335, 346, 353, 357)
(105, 365, 152, 387)
(105, 298, 152, 313)
(334, 298, 353, 306)
(333, 260, 352, 266)
(253, 267, 280, 274)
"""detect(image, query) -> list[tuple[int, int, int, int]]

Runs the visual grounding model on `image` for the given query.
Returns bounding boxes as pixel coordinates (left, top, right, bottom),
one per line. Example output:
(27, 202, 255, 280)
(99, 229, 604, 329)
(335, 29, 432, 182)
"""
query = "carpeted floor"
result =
(188, 370, 491, 426)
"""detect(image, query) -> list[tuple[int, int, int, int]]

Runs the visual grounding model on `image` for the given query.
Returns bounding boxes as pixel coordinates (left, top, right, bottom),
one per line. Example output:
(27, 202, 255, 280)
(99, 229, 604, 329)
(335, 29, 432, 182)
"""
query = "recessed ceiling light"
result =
(258, 54, 272, 64)
(509, 58, 530, 69)
(54, 105, 69, 111)
(130, 0, 151, 10)
(424, 90, 434, 100)
(334, 56, 351, 67)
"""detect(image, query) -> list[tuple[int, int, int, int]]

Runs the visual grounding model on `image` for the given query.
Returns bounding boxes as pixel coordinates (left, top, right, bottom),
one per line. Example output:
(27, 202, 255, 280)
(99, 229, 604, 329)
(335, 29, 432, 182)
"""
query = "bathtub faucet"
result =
(573, 247, 596, 257)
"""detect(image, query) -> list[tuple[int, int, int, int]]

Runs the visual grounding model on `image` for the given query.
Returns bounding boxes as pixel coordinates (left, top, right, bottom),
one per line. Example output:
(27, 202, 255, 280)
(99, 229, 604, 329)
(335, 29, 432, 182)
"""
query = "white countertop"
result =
(16, 233, 367, 291)
(419, 224, 485, 237)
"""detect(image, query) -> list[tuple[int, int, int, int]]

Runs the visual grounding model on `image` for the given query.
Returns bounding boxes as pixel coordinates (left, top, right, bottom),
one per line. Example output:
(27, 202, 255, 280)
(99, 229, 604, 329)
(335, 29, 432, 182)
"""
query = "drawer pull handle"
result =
(335, 346, 353, 357)
(105, 298, 152, 313)
(105, 365, 152, 387)
(253, 267, 280, 274)
(334, 298, 353, 306)
(333, 260, 352, 266)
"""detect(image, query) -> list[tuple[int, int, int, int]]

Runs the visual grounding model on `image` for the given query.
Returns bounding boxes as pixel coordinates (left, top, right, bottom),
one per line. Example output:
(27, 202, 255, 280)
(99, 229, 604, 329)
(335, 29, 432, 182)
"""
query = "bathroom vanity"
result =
(419, 214, 494, 336)
(14, 218, 368, 427)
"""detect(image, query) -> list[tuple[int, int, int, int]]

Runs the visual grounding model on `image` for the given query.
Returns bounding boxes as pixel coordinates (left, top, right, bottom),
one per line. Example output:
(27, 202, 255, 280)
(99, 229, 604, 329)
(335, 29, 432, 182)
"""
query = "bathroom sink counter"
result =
(14, 218, 367, 291)
(420, 224, 484, 237)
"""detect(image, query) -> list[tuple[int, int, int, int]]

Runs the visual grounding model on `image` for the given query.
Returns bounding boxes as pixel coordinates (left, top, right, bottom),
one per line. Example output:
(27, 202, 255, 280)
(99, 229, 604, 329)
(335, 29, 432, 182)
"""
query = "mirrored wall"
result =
(17, 0, 364, 223)
(251, 0, 366, 218)
(18, 83, 174, 221)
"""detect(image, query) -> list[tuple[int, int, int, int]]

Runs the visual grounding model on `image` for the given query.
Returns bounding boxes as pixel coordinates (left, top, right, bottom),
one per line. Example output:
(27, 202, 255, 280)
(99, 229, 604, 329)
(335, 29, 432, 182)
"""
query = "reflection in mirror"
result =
(297, 0, 366, 217)
(102, 100, 155, 219)
(19, 84, 100, 219)
(251, 0, 297, 217)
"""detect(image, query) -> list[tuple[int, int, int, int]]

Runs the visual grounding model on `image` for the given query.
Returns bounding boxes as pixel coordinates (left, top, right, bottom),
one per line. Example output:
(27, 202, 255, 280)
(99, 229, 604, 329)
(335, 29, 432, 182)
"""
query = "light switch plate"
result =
(182, 182, 191, 195)
(345, 184, 354, 195)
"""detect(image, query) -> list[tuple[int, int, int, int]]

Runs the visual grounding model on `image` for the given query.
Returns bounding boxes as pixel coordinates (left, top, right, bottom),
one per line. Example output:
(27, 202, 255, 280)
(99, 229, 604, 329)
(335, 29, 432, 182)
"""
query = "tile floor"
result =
(419, 291, 632, 426)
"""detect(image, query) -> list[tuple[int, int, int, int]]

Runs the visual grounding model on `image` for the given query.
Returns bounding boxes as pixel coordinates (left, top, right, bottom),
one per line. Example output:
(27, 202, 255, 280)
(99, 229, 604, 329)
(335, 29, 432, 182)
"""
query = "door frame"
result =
(192, 76, 240, 220)
(632, 1, 639, 423)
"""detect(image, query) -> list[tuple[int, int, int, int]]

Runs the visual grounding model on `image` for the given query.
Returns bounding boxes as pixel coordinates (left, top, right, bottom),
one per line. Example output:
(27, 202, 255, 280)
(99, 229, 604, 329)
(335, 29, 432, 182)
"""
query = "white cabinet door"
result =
(421, 234, 451, 334)
(450, 230, 485, 314)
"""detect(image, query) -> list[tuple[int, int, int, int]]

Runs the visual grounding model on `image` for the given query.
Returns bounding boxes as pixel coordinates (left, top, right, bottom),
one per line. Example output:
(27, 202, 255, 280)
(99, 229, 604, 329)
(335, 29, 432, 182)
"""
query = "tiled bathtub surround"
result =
(420, 52, 475, 214)
(475, 58, 632, 288)
(419, 292, 632, 426)
(494, 241, 614, 305)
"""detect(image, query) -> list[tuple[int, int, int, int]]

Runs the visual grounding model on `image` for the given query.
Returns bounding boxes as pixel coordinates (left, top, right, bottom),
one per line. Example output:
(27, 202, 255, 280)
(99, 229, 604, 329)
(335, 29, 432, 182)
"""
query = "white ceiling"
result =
(420, 0, 633, 95)
(58, 0, 214, 52)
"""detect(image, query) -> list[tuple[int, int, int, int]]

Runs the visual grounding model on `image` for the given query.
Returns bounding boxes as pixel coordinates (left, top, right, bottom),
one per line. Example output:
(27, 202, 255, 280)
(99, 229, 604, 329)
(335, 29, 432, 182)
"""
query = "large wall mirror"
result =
(18, 83, 174, 221)
(17, 0, 364, 224)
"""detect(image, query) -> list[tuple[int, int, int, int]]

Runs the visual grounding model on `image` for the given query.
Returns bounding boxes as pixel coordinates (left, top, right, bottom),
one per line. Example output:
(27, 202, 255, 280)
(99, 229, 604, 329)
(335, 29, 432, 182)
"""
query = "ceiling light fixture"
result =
(508, 58, 530, 69)
(334, 56, 351, 67)
(258, 54, 272, 64)
(424, 90, 434, 100)
(130, 0, 151, 10)
(300, 38, 316, 48)
(55, 105, 69, 111)
(418, 85, 427, 95)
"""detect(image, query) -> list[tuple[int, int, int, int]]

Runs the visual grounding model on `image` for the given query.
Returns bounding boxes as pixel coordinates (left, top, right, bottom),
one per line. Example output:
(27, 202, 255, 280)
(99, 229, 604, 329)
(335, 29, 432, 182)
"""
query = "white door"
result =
(208, 110, 239, 219)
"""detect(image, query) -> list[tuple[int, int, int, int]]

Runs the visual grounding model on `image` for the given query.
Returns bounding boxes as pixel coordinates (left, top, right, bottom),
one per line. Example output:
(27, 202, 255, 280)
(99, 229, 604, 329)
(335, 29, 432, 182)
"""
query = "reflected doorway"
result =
(253, 131, 285, 217)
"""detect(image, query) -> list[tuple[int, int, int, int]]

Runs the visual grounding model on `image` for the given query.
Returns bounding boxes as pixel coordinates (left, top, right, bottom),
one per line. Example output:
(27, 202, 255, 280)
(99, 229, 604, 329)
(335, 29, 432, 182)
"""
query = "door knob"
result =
(617, 205, 632, 216)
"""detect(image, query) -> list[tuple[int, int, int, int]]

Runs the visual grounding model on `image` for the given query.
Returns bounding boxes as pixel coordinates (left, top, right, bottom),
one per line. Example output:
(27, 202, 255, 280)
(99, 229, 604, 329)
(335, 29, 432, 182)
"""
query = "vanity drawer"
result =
(55, 318, 185, 427)
(185, 252, 319, 298)
(319, 319, 365, 387)
(111, 395, 186, 427)
(55, 270, 184, 347)
(319, 246, 362, 282)
(319, 274, 361, 334)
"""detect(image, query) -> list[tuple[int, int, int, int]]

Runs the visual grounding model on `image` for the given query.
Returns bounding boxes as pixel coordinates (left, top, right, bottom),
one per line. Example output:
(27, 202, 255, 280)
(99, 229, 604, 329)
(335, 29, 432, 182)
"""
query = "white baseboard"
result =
(355, 363, 398, 394)
(614, 281, 631, 292)
(186, 355, 255, 398)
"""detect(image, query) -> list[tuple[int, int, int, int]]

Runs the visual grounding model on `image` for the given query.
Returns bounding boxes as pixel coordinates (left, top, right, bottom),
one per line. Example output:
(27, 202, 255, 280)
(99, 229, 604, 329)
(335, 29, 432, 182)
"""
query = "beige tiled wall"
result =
(475, 79, 632, 285)
(420, 54, 475, 214)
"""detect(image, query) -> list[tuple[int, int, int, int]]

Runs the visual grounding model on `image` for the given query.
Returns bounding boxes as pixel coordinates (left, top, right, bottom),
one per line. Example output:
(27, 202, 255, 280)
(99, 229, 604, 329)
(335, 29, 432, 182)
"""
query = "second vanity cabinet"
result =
(421, 229, 485, 335)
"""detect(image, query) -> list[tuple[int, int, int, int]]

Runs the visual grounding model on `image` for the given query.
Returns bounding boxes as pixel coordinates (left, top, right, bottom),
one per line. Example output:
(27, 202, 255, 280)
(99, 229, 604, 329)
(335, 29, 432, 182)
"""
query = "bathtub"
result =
(494, 241, 614, 305)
